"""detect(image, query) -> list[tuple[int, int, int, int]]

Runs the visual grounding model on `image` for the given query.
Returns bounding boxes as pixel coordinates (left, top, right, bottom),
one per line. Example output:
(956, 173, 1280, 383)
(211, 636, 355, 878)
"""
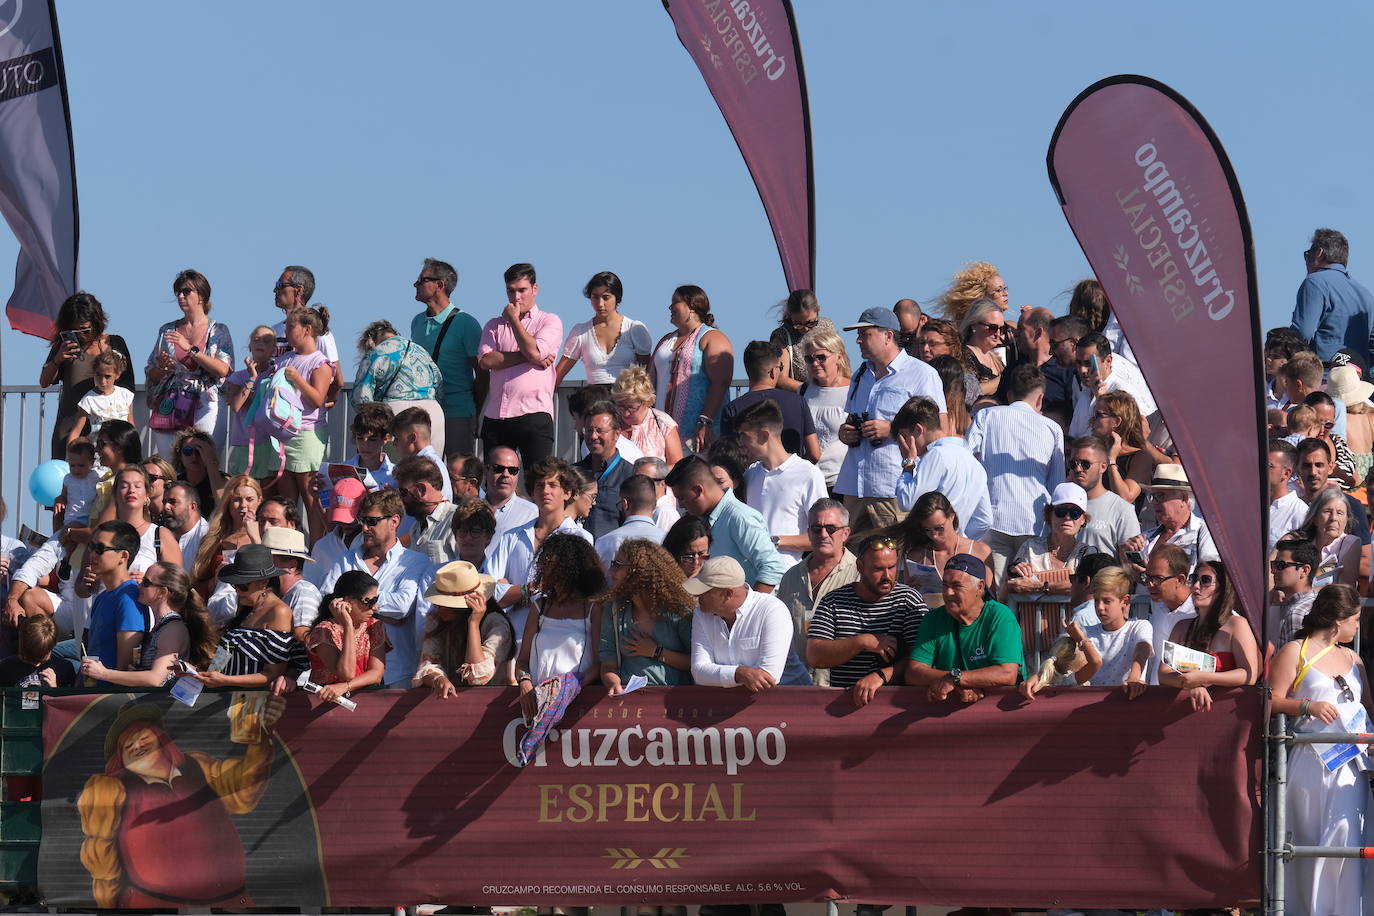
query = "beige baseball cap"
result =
(682, 556, 746, 596)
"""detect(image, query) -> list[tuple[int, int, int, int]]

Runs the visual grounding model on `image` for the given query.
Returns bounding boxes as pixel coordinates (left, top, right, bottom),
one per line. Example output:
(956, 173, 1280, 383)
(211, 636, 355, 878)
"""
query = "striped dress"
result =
(218, 626, 309, 678)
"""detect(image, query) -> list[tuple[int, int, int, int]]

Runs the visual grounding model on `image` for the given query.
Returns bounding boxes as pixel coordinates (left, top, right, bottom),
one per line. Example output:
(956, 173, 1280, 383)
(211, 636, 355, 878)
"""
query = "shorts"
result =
(227, 443, 284, 478)
(283, 427, 327, 473)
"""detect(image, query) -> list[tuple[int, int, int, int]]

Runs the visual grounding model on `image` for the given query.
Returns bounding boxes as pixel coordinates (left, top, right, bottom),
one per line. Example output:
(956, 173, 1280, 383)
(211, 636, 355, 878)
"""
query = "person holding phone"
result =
(39, 292, 136, 459)
(144, 269, 234, 457)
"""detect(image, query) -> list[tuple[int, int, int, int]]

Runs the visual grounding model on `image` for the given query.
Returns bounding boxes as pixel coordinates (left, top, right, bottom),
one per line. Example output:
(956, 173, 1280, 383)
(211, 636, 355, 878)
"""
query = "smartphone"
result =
(59, 330, 80, 347)
(1090, 354, 1102, 378)
(1124, 550, 1146, 567)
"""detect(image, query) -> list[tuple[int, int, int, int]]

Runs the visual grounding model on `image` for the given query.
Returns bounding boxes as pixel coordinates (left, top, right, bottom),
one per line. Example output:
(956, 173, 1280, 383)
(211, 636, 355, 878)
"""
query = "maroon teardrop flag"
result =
(0, 0, 79, 339)
(662, 0, 814, 291)
(1047, 76, 1266, 635)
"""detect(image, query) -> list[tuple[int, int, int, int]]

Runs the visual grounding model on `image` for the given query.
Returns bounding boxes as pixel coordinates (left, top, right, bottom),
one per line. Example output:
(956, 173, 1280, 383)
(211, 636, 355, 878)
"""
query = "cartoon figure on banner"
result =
(75, 694, 283, 908)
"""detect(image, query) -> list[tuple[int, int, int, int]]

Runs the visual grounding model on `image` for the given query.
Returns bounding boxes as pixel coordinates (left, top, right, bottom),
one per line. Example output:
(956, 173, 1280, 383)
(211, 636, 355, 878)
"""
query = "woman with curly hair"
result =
(612, 365, 683, 463)
(938, 260, 1009, 323)
(516, 533, 607, 696)
(598, 539, 695, 692)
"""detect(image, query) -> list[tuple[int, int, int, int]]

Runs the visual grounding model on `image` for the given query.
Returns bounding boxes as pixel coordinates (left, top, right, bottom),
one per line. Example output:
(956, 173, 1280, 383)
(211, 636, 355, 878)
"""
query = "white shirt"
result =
(1144, 512, 1219, 569)
(653, 493, 681, 532)
(1068, 354, 1159, 438)
(60, 471, 100, 527)
(486, 516, 594, 596)
(896, 436, 993, 540)
(560, 317, 653, 384)
(305, 528, 359, 586)
(490, 495, 539, 541)
(966, 401, 1066, 537)
(1269, 489, 1308, 548)
(690, 589, 793, 687)
(176, 517, 209, 574)
(76, 387, 134, 437)
(594, 515, 666, 571)
(835, 350, 947, 498)
(1149, 595, 1196, 684)
(744, 455, 828, 564)
(319, 540, 434, 687)
(207, 577, 322, 632)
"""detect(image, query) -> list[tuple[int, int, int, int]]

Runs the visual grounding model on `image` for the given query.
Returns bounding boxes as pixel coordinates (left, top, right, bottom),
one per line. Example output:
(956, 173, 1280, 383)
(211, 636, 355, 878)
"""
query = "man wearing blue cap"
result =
(835, 307, 947, 534)
(905, 553, 1025, 702)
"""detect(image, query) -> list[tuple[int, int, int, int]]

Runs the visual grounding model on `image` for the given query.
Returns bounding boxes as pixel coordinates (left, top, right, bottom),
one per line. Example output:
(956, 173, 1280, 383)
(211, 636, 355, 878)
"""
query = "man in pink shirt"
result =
(477, 263, 564, 469)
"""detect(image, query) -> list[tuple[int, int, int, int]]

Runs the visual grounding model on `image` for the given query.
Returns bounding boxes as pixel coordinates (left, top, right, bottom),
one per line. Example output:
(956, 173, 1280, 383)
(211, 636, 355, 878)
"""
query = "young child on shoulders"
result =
(69, 351, 133, 448)
(54, 438, 103, 532)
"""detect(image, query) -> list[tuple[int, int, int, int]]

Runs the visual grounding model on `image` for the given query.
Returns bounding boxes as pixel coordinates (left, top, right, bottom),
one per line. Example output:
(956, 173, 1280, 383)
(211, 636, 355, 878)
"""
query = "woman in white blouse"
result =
(555, 271, 652, 385)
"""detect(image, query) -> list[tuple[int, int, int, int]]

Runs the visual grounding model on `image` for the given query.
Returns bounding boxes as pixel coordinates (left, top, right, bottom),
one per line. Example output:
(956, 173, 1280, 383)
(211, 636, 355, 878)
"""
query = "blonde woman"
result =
(938, 260, 1009, 323)
(799, 327, 851, 489)
(958, 299, 1008, 397)
(612, 365, 683, 464)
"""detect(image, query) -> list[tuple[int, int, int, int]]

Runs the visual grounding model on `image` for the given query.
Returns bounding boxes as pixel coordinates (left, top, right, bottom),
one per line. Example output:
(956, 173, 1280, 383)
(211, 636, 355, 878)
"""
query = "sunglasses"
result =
(413, 277, 441, 286)
(1066, 459, 1096, 471)
(145, 474, 169, 483)
(487, 463, 519, 476)
(1335, 674, 1356, 704)
(1270, 559, 1306, 571)
(358, 515, 389, 528)
(974, 322, 1006, 335)
(140, 578, 166, 589)
(1052, 505, 1084, 520)
(863, 537, 899, 552)
(1090, 411, 1117, 422)
(355, 595, 381, 608)
(181, 445, 199, 456)
(88, 541, 124, 555)
(677, 551, 710, 564)
(1188, 574, 1217, 587)
(273, 280, 297, 291)
(1142, 573, 1182, 587)
(230, 581, 258, 592)
(803, 352, 830, 363)
(807, 524, 846, 536)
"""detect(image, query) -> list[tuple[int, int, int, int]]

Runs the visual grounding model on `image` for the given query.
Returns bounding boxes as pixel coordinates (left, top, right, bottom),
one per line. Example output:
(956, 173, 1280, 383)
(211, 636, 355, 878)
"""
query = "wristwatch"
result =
(949, 668, 963, 687)
(189, 345, 201, 355)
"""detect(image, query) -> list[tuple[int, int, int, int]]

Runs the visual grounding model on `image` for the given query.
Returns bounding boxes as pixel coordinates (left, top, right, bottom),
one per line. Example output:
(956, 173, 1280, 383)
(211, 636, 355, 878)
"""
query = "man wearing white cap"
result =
(685, 556, 807, 691)
(834, 306, 947, 535)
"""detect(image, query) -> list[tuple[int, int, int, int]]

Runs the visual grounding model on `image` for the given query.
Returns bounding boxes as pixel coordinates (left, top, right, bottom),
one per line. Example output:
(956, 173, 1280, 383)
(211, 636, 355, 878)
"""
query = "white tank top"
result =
(530, 612, 593, 683)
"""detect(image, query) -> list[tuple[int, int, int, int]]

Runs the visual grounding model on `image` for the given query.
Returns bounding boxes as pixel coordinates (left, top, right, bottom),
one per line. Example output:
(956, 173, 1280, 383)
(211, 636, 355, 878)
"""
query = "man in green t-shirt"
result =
(904, 553, 1025, 702)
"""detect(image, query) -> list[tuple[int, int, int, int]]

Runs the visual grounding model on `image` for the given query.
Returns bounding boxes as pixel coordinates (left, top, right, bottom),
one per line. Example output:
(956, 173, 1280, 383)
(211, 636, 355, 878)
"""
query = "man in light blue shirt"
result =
(966, 363, 1066, 584)
(1290, 228, 1374, 365)
(666, 456, 788, 591)
(593, 474, 665, 572)
(834, 307, 947, 534)
(893, 395, 992, 542)
(411, 257, 484, 457)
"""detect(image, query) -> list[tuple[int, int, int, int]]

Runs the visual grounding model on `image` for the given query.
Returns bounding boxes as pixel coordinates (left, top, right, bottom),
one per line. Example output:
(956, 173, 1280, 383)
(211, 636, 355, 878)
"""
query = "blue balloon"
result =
(28, 459, 70, 507)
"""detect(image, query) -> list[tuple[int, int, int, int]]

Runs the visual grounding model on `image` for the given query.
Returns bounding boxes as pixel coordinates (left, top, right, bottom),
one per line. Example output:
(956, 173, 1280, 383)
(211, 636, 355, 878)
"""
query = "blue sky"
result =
(1, 0, 1371, 387)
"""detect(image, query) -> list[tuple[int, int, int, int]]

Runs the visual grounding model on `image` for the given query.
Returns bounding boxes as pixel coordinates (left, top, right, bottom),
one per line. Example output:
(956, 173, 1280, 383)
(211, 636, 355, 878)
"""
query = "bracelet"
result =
(873, 669, 890, 685)
(697, 415, 713, 426)
(1299, 699, 1311, 717)
(518, 674, 532, 684)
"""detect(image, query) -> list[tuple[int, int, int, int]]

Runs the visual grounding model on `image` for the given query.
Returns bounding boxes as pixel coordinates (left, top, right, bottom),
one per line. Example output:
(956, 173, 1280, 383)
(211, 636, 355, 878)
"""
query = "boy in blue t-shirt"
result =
(82, 520, 148, 687)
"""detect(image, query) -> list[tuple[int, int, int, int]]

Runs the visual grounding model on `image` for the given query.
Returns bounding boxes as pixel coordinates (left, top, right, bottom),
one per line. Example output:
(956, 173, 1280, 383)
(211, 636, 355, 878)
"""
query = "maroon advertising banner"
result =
(662, 0, 815, 291)
(1047, 76, 1267, 630)
(41, 687, 1261, 910)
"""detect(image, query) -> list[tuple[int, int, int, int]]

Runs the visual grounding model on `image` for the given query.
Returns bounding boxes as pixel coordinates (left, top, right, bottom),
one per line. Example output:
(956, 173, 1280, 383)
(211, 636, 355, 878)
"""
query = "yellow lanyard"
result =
(1292, 637, 1337, 692)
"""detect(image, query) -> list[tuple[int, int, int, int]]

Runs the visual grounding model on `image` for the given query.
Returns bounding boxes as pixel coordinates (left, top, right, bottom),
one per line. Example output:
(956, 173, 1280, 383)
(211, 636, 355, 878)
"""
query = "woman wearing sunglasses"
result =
(956, 298, 1007, 398)
(172, 429, 226, 517)
(1267, 583, 1373, 915)
(1001, 483, 1093, 602)
(1157, 560, 1259, 714)
(193, 544, 301, 689)
(306, 570, 387, 704)
(662, 516, 711, 580)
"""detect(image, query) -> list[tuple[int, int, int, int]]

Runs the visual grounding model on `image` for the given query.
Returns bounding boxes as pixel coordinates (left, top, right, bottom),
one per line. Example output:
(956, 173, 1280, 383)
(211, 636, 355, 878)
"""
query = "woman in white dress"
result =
(516, 533, 607, 697)
(555, 271, 652, 386)
(1268, 583, 1374, 915)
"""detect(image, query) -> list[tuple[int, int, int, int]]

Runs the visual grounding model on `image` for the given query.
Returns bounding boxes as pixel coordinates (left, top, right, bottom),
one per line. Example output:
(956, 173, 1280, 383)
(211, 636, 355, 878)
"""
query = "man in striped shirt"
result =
(806, 535, 927, 707)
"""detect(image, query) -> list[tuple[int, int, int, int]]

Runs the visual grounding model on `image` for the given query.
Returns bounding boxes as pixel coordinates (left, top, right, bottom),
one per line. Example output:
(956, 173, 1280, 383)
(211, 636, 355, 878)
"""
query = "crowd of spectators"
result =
(3, 231, 1374, 913)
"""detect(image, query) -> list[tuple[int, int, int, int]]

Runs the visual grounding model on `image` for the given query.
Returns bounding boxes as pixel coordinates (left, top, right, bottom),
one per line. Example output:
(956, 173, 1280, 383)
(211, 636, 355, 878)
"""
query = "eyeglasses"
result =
(1090, 411, 1117, 422)
(413, 277, 441, 287)
(355, 595, 381, 608)
(1142, 573, 1181, 587)
(1188, 574, 1217, 587)
(67, 323, 93, 334)
(1335, 674, 1356, 704)
(584, 424, 615, 437)
(1270, 559, 1306, 571)
(807, 524, 846, 536)
(1052, 505, 1085, 520)
(677, 551, 710, 564)
(88, 541, 123, 555)
(1066, 459, 1096, 472)
(989, 285, 1008, 296)
(1051, 336, 1080, 347)
(803, 353, 830, 363)
(487, 463, 519, 476)
(358, 515, 389, 527)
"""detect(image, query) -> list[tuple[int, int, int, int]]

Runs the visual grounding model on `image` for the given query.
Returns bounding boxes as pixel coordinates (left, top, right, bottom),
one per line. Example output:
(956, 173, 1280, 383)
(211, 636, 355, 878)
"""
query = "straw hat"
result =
(423, 560, 495, 607)
(1327, 365, 1374, 407)
(260, 527, 314, 563)
(1142, 464, 1192, 493)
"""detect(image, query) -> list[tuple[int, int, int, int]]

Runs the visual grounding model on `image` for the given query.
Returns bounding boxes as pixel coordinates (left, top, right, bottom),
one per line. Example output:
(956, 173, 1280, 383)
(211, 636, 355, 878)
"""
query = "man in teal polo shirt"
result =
(905, 553, 1024, 702)
(411, 257, 484, 457)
